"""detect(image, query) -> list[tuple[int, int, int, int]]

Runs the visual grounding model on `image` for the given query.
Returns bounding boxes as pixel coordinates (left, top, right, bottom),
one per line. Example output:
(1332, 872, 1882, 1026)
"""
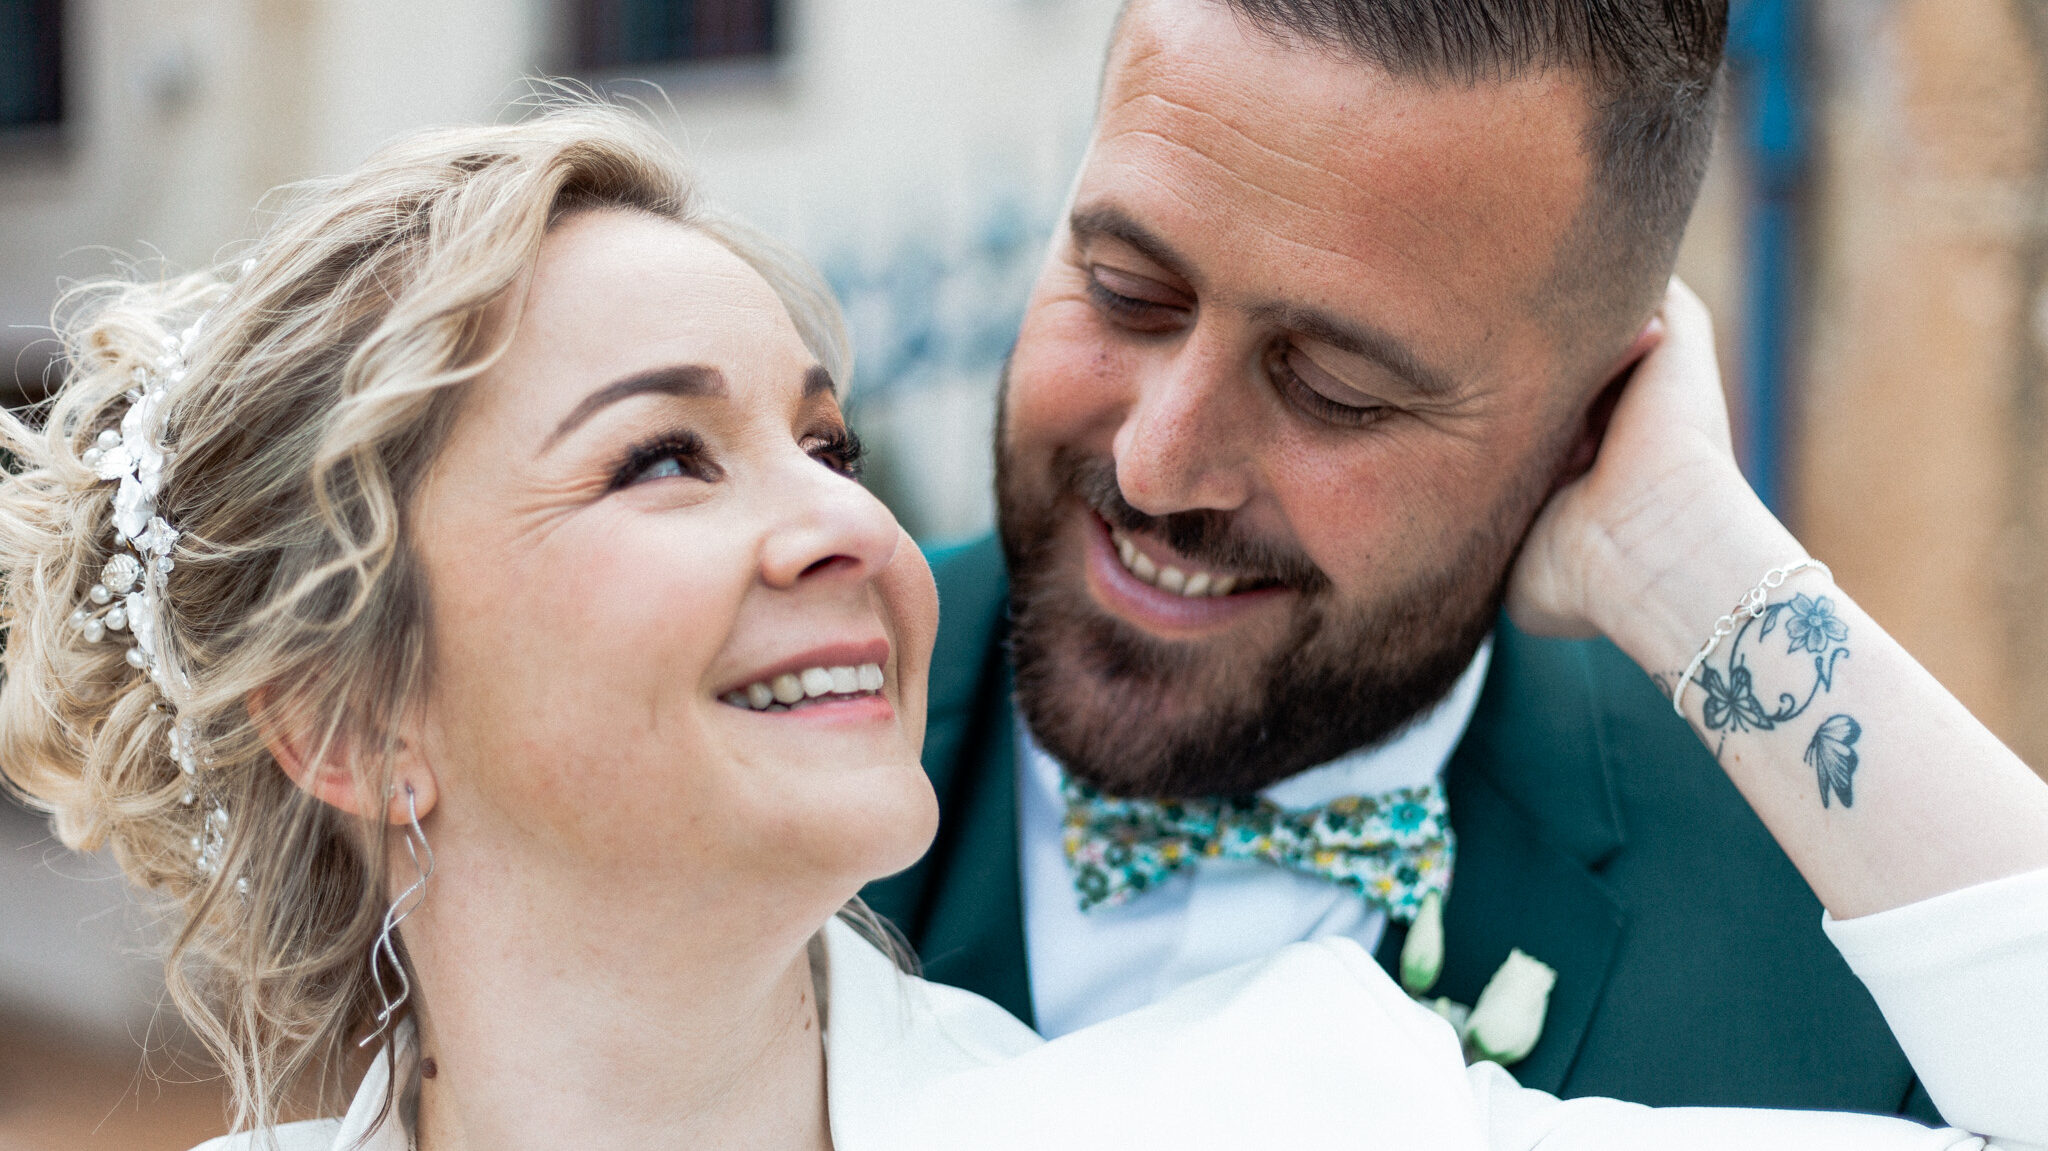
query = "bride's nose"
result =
(757, 458, 902, 590)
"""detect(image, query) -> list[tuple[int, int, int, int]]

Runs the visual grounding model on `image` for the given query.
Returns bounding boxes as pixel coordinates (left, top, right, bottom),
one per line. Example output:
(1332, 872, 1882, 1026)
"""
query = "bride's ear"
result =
(251, 687, 438, 825)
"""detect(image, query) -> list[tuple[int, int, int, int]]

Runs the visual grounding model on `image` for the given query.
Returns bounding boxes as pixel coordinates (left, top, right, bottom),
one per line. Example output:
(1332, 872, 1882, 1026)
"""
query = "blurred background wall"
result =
(2, 1, 2045, 1147)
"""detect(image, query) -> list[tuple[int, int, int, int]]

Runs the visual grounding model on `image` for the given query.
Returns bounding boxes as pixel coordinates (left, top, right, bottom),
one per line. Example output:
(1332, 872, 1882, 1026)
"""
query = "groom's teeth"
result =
(731, 662, 888, 711)
(1108, 527, 1241, 599)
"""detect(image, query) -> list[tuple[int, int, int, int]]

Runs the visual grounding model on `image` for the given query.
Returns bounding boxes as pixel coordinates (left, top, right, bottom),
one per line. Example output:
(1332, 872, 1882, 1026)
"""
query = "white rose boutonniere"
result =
(1463, 949, 1558, 1064)
(1398, 892, 1559, 1066)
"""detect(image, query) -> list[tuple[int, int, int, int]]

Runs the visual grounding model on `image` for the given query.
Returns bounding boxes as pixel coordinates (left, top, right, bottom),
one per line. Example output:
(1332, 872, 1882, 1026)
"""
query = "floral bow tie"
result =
(1060, 776, 1455, 920)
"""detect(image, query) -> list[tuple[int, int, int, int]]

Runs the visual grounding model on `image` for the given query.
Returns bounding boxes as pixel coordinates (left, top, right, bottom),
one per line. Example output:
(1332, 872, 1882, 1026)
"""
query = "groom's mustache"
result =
(1053, 451, 1332, 596)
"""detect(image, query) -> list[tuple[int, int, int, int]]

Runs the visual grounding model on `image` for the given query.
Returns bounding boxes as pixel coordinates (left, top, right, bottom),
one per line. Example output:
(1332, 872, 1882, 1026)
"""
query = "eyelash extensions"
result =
(607, 424, 867, 492)
(804, 426, 866, 480)
(612, 430, 720, 490)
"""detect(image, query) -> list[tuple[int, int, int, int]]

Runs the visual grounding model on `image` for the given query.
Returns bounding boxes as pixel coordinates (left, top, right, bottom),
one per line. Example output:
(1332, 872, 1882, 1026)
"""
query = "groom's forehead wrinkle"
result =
(1086, 118, 1503, 380)
(1094, 6, 1598, 343)
(1094, 100, 1431, 279)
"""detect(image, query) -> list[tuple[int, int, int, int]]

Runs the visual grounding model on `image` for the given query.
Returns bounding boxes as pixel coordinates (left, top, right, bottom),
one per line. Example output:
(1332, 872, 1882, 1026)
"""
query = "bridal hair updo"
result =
(0, 97, 848, 1132)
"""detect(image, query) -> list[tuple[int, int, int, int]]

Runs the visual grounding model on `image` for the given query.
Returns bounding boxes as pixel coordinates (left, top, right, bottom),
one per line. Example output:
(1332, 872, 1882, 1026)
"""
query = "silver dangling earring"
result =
(360, 783, 435, 1049)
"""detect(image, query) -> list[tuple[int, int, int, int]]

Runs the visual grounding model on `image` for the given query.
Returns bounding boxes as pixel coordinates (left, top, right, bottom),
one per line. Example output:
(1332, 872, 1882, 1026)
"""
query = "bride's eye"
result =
(610, 431, 721, 491)
(803, 426, 866, 479)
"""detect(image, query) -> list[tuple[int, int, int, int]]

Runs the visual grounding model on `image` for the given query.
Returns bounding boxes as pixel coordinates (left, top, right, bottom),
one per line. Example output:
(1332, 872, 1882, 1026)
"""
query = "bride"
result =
(1, 101, 2043, 1151)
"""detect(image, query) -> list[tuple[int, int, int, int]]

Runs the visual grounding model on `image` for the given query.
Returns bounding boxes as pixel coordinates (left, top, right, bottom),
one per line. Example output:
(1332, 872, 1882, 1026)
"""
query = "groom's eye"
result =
(1267, 344, 1392, 430)
(1086, 265, 1189, 334)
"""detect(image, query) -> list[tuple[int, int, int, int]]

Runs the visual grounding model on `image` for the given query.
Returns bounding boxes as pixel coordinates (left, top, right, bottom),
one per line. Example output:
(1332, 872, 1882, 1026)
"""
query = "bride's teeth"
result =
(1183, 571, 1211, 597)
(1116, 533, 1137, 567)
(1130, 551, 1158, 582)
(738, 662, 887, 711)
(1157, 566, 1186, 594)
(772, 673, 805, 704)
(1211, 574, 1238, 596)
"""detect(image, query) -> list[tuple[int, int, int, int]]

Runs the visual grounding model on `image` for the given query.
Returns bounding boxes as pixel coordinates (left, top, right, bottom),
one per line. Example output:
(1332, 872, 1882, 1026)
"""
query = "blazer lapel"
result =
(1419, 621, 1630, 1094)
(914, 659, 1032, 1022)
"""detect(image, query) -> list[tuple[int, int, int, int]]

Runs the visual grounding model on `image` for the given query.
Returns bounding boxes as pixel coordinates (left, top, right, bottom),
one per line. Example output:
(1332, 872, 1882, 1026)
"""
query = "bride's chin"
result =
(827, 759, 940, 879)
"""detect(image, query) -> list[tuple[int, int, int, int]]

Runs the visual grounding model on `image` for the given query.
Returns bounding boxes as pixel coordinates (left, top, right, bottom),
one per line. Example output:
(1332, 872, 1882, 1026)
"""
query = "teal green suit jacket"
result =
(863, 535, 1937, 1118)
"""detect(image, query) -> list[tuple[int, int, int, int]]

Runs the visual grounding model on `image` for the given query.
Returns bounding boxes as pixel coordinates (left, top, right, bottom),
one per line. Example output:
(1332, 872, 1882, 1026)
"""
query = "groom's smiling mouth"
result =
(1082, 511, 1291, 637)
(1107, 524, 1248, 598)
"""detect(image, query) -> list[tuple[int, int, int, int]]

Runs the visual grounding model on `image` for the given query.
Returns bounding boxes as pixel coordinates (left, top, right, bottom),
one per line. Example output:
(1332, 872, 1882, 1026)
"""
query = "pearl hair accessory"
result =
(72, 314, 235, 886)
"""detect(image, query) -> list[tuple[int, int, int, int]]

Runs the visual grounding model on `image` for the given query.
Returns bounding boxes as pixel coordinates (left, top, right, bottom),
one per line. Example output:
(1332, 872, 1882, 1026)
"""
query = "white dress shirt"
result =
(216, 867, 2048, 1150)
(1019, 640, 1493, 1037)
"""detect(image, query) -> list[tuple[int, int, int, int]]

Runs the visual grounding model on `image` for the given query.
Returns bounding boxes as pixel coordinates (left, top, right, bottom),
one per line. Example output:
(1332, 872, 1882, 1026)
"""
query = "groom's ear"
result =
(1556, 316, 1665, 490)
(252, 686, 438, 824)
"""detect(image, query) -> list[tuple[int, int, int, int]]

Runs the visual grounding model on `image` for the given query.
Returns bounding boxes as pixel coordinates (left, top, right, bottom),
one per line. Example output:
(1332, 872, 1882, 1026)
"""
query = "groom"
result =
(866, 0, 1937, 1118)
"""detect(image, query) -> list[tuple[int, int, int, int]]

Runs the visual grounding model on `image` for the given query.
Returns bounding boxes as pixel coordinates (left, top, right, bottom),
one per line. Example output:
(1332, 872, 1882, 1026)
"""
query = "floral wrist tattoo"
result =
(1684, 591, 1862, 810)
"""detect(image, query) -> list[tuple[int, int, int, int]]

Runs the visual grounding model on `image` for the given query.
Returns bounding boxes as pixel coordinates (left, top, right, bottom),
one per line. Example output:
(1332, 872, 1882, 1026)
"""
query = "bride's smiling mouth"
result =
(719, 641, 892, 715)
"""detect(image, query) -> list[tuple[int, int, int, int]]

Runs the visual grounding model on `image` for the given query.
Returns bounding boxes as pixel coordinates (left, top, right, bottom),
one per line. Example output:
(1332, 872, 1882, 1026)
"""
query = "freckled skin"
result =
(999, 0, 1641, 790)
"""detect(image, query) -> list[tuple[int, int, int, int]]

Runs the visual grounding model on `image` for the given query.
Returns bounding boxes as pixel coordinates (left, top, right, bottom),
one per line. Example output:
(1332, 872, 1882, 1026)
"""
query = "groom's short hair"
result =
(1215, 0, 1728, 354)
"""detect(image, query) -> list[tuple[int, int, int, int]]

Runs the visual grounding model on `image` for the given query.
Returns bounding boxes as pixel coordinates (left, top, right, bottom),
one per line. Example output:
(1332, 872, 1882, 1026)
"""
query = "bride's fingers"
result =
(1620, 278, 1736, 457)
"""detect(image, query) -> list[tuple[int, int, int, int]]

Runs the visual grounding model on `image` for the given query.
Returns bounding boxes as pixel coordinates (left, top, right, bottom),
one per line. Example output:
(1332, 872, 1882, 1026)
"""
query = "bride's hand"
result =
(1507, 278, 1789, 650)
(1511, 284, 2048, 924)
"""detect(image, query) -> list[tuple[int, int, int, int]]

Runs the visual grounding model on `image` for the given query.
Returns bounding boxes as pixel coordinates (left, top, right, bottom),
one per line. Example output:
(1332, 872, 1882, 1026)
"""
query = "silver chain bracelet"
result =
(1672, 558, 1835, 718)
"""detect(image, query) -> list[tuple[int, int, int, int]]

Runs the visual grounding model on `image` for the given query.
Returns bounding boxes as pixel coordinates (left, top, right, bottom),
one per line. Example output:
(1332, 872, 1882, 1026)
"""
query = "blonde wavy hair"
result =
(0, 98, 849, 1136)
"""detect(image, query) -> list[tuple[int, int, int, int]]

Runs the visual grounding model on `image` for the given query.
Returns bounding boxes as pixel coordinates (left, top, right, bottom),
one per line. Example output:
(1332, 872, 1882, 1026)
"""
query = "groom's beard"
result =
(996, 422, 1550, 800)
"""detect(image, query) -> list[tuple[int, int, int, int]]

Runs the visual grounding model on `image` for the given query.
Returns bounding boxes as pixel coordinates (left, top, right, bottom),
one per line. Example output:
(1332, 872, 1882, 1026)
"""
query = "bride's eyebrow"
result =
(543, 364, 727, 452)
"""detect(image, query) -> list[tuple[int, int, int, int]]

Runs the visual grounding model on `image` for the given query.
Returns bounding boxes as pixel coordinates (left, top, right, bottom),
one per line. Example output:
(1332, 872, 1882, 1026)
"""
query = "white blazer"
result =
(199, 867, 2048, 1151)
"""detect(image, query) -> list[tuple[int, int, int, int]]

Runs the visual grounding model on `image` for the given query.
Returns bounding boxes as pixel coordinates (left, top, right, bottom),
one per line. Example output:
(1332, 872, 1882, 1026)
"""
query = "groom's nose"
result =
(1111, 320, 1260, 518)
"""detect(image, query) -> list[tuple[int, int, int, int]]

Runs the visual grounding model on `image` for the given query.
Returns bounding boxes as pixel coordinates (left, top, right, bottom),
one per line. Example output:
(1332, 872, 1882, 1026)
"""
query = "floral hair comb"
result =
(72, 315, 230, 881)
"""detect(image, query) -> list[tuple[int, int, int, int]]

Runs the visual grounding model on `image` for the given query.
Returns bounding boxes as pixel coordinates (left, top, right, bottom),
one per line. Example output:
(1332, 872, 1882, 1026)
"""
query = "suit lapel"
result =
(1423, 621, 1630, 1094)
(913, 659, 1033, 1022)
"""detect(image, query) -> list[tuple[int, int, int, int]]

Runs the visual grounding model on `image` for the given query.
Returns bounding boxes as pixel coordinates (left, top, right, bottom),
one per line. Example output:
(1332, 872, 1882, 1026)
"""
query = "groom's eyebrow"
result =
(1069, 205, 1195, 285)
(545, 364, 728, 450)
(1071, 205, 1455, 400)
